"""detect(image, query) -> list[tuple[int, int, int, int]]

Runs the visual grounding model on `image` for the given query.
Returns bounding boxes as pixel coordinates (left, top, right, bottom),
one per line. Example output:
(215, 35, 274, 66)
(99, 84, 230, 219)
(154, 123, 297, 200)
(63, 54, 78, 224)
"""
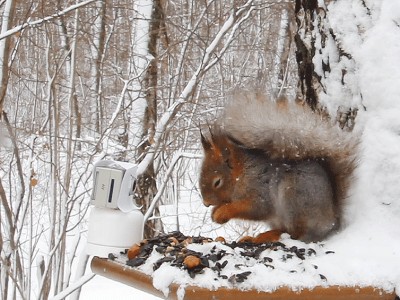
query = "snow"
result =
(336, 6, 400, 292)
(137, 235, 329, 293)
(84, 0, 400, 298)
(81, 275, 161, 300)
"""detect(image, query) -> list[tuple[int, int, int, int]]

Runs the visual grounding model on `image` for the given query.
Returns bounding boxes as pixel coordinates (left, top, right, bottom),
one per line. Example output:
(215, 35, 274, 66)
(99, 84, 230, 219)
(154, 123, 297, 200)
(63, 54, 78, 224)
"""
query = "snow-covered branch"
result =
(49, 273, 95, 300)
(136, 0, 256, 176)
(0, 0, 97, 40)
(144, 152, 202, 222)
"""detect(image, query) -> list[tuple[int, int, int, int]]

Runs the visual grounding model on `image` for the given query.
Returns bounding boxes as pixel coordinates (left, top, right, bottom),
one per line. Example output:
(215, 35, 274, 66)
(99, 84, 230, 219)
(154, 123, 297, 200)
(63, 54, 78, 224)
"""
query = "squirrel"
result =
(199, 93, 357, 243)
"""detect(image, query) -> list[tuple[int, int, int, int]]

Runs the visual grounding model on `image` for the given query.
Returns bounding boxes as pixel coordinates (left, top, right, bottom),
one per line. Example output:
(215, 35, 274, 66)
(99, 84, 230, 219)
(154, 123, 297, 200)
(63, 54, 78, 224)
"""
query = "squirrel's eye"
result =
(213, 177, 223, 189)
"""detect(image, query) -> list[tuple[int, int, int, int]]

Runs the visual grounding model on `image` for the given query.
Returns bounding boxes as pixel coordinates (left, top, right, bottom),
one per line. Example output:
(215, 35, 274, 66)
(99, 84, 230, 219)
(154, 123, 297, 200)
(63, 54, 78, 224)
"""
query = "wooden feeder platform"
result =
(91, 256, 397, 300)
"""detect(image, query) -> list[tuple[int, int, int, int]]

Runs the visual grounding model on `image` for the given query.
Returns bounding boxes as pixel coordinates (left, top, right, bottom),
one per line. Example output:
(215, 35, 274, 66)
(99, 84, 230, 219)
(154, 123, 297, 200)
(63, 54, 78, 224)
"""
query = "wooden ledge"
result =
(91, 257, 396, 300)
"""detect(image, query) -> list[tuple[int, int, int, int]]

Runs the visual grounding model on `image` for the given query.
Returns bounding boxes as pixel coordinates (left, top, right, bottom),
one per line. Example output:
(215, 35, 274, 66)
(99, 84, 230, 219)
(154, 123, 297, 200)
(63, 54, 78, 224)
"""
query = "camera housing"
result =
(92, 166, 125, 209)
(86, 160, 144, 257)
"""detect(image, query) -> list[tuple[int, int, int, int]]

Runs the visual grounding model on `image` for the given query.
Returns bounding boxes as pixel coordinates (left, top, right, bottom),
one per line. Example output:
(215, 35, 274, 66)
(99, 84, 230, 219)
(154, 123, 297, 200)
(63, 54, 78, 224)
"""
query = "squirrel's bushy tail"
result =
(221, 93, 355, 159)
(219, 93, 358, 212)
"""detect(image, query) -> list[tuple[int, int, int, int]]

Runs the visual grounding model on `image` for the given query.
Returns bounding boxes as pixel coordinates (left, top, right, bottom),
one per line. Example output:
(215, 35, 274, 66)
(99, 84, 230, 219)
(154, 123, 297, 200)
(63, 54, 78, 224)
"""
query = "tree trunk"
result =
(0, 0, 16, 114)
(134, 0, 164, 239)
(91, 0, 106, 134)
(294, 0, 320, 110)
(274, 4, 294, 98)
(294, 0, 359, 129)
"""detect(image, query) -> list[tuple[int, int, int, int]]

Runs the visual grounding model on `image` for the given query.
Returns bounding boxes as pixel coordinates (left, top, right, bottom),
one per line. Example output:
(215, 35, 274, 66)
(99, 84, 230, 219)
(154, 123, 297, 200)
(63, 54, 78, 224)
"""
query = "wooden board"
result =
(91, 257, 396, 300)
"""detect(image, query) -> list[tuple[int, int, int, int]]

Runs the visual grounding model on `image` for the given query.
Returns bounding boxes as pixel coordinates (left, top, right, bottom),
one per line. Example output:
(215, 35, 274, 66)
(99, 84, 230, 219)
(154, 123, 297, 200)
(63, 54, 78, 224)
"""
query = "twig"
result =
(48, 273, 95, 300)
(0, 0, 97, 40)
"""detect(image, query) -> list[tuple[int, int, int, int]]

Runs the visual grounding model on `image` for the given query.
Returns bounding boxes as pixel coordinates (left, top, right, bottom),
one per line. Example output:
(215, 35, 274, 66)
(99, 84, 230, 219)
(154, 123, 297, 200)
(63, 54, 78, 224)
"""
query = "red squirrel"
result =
(199, 94, 357, 243)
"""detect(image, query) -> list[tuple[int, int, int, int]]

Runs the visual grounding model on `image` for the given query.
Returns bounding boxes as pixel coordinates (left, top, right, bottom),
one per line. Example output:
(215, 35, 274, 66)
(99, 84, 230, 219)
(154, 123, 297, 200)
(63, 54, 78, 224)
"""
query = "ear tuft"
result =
(200, 127, 213, 152)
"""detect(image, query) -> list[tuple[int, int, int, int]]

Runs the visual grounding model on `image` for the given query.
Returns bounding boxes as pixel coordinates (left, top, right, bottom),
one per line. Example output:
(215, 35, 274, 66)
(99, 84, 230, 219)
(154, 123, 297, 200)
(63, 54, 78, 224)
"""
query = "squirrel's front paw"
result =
(211, 205, 231, 224)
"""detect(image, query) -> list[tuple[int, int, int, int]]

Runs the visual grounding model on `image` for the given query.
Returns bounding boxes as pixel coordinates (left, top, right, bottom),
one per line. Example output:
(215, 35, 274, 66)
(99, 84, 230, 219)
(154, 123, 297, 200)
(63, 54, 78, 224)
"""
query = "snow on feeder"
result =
(86, 160, 144, 258)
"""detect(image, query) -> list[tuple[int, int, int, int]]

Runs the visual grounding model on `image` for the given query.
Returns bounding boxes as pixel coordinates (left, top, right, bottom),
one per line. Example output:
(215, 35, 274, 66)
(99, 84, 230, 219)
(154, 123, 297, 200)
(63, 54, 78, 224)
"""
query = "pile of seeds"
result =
(110, 231, 331, 284)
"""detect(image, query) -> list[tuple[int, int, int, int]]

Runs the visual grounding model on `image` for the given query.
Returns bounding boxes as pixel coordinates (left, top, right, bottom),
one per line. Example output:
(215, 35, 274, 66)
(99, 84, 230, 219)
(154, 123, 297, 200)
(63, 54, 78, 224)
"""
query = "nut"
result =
(127, 244, 141, 260)
(168, 237, 179, 246)
(215, 236, 226, 244)
(183, 255, 201, 269)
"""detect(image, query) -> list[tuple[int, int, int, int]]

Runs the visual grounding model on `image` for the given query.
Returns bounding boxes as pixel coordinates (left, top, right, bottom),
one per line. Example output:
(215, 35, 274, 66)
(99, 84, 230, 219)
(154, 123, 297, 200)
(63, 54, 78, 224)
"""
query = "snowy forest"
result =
(1, 0, 400, 299)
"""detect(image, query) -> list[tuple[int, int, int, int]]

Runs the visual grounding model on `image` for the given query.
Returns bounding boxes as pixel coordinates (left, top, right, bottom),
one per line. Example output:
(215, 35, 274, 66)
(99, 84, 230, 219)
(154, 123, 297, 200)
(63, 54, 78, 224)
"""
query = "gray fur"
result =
(199, 93, 357, 242)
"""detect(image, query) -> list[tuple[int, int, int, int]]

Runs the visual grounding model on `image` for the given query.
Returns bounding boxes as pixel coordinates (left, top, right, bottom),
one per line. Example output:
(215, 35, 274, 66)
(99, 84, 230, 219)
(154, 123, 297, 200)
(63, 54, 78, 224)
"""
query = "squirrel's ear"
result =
(200, 130, 212, 151)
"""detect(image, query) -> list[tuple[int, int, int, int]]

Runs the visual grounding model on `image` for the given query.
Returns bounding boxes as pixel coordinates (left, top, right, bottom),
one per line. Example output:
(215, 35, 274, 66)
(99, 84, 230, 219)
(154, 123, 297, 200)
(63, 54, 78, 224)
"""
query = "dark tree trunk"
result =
(294, 0, 322, 110)
(135, 0, 164, 239)
(294, 0, 359, 130)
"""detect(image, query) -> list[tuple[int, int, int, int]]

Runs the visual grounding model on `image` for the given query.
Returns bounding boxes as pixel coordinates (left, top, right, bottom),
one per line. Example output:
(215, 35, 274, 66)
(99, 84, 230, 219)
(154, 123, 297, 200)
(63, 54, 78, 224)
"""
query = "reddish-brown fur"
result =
(199, 94, 358, 243)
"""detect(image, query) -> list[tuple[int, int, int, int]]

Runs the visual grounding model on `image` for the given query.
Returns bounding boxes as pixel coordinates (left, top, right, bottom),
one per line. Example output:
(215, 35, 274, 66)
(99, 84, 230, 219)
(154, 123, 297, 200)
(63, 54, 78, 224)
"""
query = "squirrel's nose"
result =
(203, 199, 212, 207)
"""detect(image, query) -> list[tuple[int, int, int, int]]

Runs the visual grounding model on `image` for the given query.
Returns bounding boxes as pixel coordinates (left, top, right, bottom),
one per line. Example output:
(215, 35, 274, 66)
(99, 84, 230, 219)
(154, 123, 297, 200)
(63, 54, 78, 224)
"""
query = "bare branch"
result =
(0, 0, 97, 40)
(49, 273, 95, 300)
(144, 152, 202, 222)
(136, 0, 256, 176)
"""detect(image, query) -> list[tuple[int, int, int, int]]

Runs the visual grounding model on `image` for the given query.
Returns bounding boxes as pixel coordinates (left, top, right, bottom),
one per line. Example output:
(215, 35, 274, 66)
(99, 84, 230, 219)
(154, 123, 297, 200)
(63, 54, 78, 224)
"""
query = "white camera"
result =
(86, 160, 144, 257)
(91, 166, 125, 209)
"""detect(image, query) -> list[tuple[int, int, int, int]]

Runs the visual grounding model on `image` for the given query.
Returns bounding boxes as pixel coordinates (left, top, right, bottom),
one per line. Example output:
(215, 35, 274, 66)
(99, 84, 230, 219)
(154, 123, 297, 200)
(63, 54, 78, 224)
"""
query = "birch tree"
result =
(128, 0, 162, 238)
(89, 0, 106, 133)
